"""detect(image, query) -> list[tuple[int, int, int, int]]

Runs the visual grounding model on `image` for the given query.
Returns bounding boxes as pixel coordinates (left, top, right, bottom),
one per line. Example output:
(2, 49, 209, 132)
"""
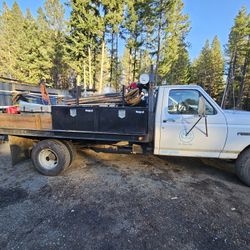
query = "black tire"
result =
(235, 148, 250, 186)
(63, 140, 77, 164)
(31, 139, 71, 176)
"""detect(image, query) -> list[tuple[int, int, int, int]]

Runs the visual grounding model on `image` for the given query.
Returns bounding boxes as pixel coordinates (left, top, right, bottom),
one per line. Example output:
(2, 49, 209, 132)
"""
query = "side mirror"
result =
(198, 96, 206, 116)
(186, 95, 208, 137)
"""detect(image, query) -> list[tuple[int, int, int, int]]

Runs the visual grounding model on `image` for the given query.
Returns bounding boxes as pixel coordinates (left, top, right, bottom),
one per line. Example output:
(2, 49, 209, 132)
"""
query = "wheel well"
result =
(239, 144, 250, 157)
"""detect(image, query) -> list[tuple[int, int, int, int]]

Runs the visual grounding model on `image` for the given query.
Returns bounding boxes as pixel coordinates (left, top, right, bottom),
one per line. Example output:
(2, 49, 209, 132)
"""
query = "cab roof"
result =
(159, 84, 201, 89)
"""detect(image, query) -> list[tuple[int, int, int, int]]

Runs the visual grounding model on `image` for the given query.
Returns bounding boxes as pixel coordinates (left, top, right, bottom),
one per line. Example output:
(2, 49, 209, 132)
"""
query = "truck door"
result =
(158, 88, 227, 158)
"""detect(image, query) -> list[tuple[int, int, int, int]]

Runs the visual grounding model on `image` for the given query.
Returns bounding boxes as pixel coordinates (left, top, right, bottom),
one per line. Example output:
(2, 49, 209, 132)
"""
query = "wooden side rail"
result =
(0, 113, 52, 130)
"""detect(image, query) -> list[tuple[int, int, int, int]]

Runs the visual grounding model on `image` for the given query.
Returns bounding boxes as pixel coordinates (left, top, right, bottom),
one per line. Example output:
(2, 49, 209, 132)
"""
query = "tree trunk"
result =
(139, 49, 142, 74)
(110, 31, 114, 86)
(88, 47, 92, 89)
(236, 59, 248, 109)
(128, 47, 132, 83)
(139, 34, 143, 74)
(132, 31, 139, 82)
(115, 32, 119, 91)
(155, 0, 163, 85)
(132, 47, 137, 82)
(83, 63, 86, 89)
(236, 37, 250, 109)
(93, 48, 97, 91)
(221, 46, 237, 108)
(99, 39, 105, 93)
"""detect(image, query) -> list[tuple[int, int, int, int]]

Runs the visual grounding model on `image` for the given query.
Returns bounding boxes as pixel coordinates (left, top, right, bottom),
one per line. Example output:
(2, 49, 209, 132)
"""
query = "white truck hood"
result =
(223, 110, 250, 125)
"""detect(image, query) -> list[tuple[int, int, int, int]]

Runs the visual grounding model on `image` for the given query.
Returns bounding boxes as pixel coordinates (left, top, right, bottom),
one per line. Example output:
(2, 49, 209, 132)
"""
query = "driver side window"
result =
(168, 89, 216, 115)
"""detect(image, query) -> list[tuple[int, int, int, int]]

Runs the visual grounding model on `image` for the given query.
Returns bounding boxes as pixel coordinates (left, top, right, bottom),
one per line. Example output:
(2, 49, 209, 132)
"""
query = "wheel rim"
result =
(38, 148, 58, 170)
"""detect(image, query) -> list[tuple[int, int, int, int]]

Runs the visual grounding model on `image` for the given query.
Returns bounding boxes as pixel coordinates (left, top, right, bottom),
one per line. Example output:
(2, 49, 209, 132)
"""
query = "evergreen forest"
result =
(0, 0, 249, 109)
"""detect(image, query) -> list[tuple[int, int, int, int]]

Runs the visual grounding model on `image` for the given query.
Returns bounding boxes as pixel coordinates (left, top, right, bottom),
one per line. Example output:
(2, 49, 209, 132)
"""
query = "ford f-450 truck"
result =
(0, 85, 250, 186)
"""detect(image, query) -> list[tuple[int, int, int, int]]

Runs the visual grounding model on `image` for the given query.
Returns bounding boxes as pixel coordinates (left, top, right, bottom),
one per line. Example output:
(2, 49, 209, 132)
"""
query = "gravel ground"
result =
(0, 142, 249, 250)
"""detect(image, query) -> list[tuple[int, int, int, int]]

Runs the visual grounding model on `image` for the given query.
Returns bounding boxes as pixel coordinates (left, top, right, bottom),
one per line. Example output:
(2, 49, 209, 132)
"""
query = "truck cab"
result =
(154, 85, 250, 161)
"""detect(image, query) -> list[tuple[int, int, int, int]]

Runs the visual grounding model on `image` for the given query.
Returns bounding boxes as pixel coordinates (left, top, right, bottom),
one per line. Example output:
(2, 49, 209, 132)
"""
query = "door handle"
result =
(163, 118, 176, 123)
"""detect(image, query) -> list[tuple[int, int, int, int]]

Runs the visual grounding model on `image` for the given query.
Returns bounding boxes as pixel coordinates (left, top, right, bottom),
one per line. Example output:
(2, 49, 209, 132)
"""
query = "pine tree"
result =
(33, 7, 54, 81)
(191, 37, 225, 102)
(223, 7, 250, 109)
(66, 0, 103, 89)
(152, 0, 172, 83)
(121, 47, 133, 84)
(102, 0, 124, 88)
(0, 1, 69, 86)
(139, 50, 152, 75)
(0, 2, 13, 77)
(95, 42, 110, 91)
(165, 46, 190, 84)
(44, 0, 67, 88)
(124, 0, 150, 82)
(17, 8, 39, 83)
(0, 2, 26, 80)
(210, 36, 224, 101)
(158, 0, 190, 84)
(191, 40, 213, 93)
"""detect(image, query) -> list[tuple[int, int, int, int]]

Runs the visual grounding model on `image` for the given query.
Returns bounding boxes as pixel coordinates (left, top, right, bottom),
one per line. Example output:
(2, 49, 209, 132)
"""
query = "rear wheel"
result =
(63, 140, 77, 164)
(31, 139, 71, 176)
(235, 148, 250, 186)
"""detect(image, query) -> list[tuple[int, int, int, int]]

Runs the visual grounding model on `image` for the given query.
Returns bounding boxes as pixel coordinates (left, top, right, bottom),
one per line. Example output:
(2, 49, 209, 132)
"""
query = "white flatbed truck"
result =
(0, 85, 250, 186)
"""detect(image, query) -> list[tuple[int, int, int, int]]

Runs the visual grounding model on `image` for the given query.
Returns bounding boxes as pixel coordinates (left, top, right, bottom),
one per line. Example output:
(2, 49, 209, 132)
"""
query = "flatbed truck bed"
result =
(0, 105, 153, 143)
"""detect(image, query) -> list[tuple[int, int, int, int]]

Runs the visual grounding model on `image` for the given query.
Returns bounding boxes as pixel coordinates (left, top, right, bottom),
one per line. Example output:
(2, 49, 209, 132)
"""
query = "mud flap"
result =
(9, 136, 34, 166)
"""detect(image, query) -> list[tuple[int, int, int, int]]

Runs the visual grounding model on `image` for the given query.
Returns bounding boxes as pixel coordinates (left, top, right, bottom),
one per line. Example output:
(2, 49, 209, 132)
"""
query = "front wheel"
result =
(235, 148, 250, 186)
(31, 139, 71, 176)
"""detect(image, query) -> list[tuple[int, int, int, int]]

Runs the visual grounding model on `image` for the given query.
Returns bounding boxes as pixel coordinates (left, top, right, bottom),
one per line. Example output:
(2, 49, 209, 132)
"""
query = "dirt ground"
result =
(0, 142, 249, 250)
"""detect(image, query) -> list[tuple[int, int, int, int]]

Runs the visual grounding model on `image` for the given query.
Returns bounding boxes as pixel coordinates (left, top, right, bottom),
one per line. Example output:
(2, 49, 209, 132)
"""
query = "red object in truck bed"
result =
(5, 106, 19, 114)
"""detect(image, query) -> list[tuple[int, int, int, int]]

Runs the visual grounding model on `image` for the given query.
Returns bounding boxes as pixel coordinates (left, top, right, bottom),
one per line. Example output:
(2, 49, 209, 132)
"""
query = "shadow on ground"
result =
(0, 143, 249, 250)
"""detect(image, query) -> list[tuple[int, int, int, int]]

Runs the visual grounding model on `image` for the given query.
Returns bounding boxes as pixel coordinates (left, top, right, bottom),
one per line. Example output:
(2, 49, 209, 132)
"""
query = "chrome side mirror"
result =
(198, 96, 206, 116)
